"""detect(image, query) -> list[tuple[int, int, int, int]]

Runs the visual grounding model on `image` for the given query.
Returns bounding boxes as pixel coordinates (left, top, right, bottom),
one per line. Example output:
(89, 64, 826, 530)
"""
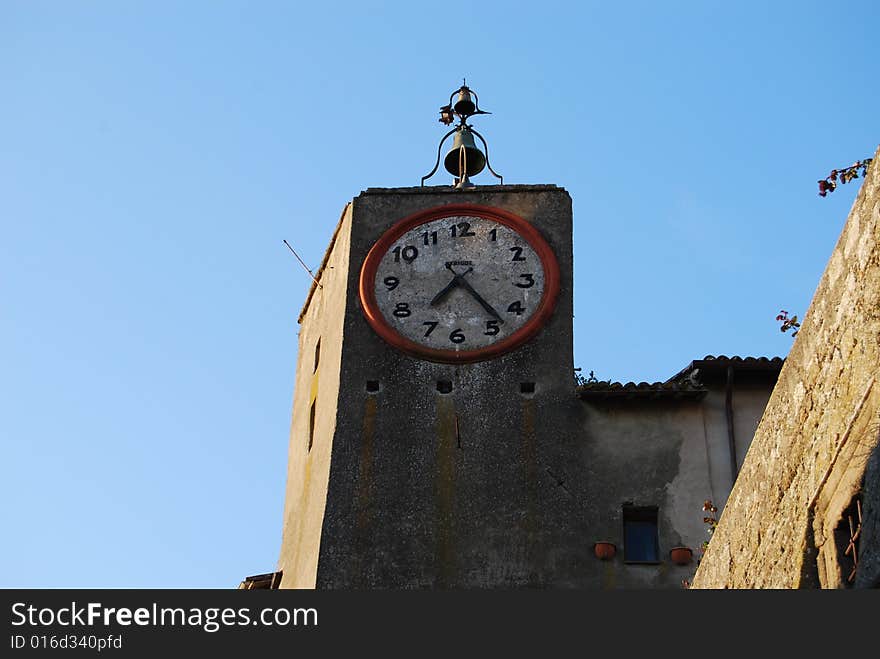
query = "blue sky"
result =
(1, 2, 877, 587)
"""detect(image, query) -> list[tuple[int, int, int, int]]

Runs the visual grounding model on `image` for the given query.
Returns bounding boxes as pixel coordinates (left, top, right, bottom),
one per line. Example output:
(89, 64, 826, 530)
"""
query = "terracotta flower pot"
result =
(593, 541, 616, 561)
(669, 546, 693, 565)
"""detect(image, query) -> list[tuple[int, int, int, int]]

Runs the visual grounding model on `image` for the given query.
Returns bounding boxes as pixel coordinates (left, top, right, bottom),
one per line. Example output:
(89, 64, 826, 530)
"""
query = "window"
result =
(623, 505, 659, 563)
(307, 338, 321, 452)
(308, 400, 316, 452)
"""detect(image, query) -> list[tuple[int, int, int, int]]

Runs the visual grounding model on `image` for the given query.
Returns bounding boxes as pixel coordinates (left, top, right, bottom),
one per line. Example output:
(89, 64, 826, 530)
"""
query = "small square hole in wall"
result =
(437, 380, 453, 394)
(366, 380, 380, 394)
(520, 382, 536, 395)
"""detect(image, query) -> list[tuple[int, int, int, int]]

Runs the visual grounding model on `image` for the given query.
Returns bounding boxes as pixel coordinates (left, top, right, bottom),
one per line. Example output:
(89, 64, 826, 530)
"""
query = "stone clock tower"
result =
(277, 85, 588, 588)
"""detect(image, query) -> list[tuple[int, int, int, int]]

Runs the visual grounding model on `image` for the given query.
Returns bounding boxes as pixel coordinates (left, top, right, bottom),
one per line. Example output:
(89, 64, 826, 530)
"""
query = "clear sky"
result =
(2, 1, 877, 588)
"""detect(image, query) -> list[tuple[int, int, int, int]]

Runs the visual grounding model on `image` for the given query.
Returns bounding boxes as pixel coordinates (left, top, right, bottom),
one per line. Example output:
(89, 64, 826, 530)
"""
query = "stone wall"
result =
(693, 147, 880, 588)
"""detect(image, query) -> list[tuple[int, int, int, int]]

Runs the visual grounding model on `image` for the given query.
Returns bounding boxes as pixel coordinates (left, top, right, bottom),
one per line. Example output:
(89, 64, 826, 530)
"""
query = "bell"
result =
(443, 127, 486, 179)
(452, 87, 476, 116)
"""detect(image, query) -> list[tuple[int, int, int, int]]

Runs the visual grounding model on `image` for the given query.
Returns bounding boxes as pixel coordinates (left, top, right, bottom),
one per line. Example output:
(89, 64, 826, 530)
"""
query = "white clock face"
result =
(371, 214, 547, 352)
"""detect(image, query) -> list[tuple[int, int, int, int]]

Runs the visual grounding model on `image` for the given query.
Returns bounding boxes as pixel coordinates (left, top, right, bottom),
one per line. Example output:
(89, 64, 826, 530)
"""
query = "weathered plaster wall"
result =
(699, 386, 774, 511)
(731, 386, 774, 473)
(693, 148, 880, 588)
(277, 204, 353, 588)
(580, 400, 710, 588)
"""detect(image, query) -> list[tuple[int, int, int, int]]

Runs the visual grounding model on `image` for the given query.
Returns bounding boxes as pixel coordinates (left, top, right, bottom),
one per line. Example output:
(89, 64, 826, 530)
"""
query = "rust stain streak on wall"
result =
(435, 396, 456, 587)
(310, 371, 319, 405)
(522, 398, 539, 584)
(351, 396, 377, 585)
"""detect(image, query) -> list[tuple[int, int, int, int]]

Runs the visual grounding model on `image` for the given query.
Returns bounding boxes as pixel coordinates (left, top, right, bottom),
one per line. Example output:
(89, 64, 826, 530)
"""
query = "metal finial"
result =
(421, 81, 503, 188)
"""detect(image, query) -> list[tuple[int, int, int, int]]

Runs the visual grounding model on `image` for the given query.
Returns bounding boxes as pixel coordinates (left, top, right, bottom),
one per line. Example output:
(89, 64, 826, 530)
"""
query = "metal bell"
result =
(443, 126, 486, 178)
(452, 87, 476, 116)
(420, 82, 503, 187)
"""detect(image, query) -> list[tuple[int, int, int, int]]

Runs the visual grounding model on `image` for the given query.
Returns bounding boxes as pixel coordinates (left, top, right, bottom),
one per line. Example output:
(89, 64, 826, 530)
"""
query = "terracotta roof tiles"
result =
(577, 355, 784, 400)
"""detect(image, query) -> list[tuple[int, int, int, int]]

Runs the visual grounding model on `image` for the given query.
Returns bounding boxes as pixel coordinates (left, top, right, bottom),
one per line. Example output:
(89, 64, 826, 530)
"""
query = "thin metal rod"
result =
(421, 127, 457, 186)
(283, 239, 322, 289)
(470, 127, 503, 183)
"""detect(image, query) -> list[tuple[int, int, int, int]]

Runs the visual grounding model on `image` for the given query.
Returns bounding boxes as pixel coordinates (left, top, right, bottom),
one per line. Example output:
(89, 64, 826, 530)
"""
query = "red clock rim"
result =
(358, 203, 561, 364)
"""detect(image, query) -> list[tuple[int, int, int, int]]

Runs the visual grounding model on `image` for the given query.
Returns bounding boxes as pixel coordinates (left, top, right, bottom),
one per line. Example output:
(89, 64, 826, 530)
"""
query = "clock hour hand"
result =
(456, 276, 503, 322)
(429, 277, 460, 307)
(430, 266, 473, 307)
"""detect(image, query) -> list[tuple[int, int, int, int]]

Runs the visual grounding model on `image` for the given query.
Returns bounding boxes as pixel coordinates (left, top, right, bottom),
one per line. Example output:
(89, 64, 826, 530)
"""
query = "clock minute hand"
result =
(456, 276, 503, 321)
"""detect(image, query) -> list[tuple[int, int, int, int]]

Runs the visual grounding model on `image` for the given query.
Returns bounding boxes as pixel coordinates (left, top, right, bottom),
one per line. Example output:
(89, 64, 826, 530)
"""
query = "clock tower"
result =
(277, 85, 587, 588)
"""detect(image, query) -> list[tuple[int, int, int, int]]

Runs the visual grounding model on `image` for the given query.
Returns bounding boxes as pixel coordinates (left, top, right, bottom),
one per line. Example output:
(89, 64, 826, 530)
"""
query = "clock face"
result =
(359, 204, 560, 363)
